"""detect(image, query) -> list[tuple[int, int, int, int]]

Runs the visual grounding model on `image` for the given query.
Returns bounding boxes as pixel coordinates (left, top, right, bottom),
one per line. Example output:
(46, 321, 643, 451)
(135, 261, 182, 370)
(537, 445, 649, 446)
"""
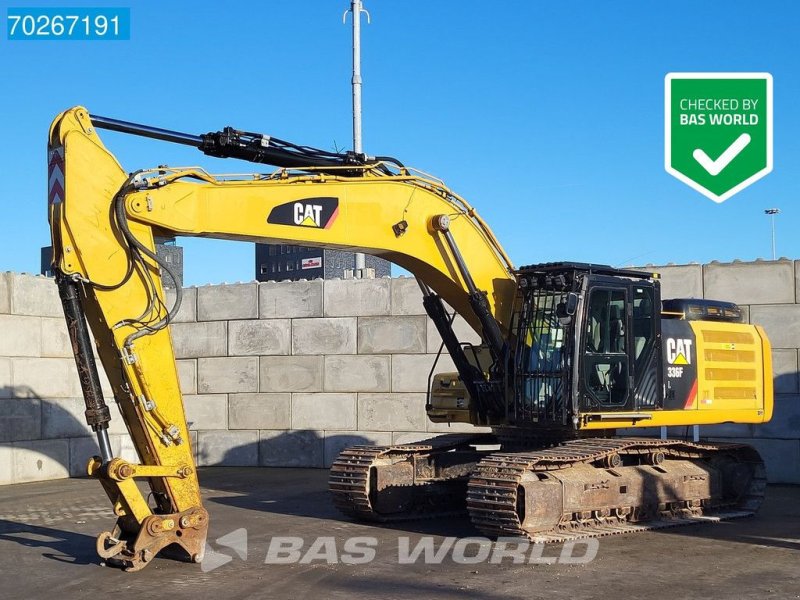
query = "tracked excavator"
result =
(48, 106, 772, 572)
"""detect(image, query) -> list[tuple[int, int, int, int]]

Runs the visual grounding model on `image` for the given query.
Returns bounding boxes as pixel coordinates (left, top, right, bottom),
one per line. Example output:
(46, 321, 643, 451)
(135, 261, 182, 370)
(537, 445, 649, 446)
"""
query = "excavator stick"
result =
(49, 108, 209, 570)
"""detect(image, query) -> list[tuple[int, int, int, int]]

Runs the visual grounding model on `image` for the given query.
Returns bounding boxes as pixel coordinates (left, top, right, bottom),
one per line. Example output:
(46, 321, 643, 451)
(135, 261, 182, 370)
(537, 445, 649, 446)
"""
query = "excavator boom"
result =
(48, 106, 517, 570)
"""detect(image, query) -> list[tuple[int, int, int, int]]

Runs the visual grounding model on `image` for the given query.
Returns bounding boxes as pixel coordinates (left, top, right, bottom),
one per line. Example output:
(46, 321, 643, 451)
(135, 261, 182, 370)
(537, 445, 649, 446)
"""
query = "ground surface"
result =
(0, 468, 797, 599)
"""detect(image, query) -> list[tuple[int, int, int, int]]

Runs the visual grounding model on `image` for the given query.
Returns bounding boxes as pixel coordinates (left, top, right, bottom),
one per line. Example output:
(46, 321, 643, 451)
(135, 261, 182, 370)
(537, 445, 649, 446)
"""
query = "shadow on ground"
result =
(0, 519, 97, 566)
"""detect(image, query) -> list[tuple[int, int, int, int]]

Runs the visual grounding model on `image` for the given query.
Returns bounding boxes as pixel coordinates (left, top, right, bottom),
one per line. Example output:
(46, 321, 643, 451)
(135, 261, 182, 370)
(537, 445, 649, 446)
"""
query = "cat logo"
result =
(294, 203, 323, 227)
(666, 337, 693, 365)
(267, 197, 339, 229)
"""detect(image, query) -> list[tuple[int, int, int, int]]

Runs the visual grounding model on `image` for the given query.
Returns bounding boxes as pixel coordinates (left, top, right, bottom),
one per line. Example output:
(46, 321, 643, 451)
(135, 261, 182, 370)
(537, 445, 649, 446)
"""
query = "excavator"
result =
(48, 106, 772, 571)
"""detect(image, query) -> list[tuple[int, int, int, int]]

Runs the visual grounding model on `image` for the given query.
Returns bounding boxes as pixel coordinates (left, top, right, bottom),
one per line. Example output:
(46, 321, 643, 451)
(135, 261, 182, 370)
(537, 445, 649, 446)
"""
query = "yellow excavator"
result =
(48, 106, 772, 571)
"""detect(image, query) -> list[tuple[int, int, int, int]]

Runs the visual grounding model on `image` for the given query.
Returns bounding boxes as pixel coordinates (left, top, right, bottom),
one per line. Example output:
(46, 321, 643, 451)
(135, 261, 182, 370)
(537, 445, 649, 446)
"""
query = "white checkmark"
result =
(692, 133, 751, 176)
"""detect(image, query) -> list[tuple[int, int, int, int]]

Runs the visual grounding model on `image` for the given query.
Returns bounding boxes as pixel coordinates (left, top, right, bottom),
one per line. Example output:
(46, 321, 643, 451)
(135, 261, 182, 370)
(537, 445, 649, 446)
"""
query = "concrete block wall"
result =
(2, 259, 800, 485)
(0, 273, 140, 485)
(168, 276, 484, 471)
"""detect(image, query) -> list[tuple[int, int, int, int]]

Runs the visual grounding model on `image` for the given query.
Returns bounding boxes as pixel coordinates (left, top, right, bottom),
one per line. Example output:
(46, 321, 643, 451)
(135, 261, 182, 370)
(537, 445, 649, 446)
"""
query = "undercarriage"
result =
(329, 433, 766, 541)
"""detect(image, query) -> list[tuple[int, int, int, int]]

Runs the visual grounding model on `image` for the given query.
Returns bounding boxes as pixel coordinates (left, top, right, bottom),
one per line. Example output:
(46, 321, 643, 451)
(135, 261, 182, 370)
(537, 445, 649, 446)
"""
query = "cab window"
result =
(584, 288, 628, 406)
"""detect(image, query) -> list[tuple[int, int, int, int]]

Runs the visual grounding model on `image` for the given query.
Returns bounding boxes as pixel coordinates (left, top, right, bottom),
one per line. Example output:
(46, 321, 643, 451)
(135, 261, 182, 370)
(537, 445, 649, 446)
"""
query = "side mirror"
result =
(565, 292, 579, 316)
(556, 293, 578, 323)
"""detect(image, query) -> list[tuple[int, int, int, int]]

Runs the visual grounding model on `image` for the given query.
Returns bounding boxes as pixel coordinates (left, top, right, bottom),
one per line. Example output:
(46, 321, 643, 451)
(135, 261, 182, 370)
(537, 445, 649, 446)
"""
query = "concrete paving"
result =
(0, 469, 798, 600)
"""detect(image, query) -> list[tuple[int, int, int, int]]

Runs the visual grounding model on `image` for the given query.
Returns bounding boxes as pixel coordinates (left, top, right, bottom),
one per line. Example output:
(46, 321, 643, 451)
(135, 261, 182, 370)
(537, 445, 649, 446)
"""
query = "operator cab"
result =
(510, 262, 662, 428)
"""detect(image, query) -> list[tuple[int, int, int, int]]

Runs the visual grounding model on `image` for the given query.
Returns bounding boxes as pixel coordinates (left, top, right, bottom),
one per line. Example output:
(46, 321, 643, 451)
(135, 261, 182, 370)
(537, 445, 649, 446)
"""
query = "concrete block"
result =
(324, 278, 390, 317)
(188, 430, 198, 465)
(740, 304, 750, 324)
(260, 356, 323, 393)
(392, 353, 456, 392)
(358, 316, 427, 354)
(229, 319, 290, 356)
(12, 358, 80, 398)
(68, 435, 123, 477)
(41, 398, 92, 438)
(9, 274, 61, 317)
(40, 317, 72, 358)
(106, 402, 130, 436)
(646, 264, 703, 299)
(259, 429, 324, 467)
(323, 431, 392, 467)
(0, 315, 41, 357)
(177, 359, 197, 395)
(426, 314, 482, 353)
(170, 321, 227, 359)
(68, 437, 98, 477)
(324, 355, 390, 392)
(794, 261, 800, 303)
(197, 357, 258, 393)
(118, 433, 139, 463)
(164, 287, 197, 322)
(755, 394, 800, 440)
(704, 260, 794, 305)
(259, 280, 323, 319)
(183, 394, 228, 430)
(0, 444, 13, 484)
(357, 393, 427, 431)
(0, 359, 11, 397)
(197, 430, 258, 466)
(292, 317, 356, 355)
(197, 283, 258, 321)
(617, 426, 660, 438)
(739, 438, 800, 483)
(229, 393, 291, 430)
(772, 349, 798, 394)
(426, 419, 492, 434)
(13, 439, 69, 483)
(95, 359, 116, 398)
(392, 431, 442, 445)
(0, 273, 10, 314)
(391, 277, 426, 315)
(0, 397, 41, 442)
(291, 393, 357, 430)
(750, 304, 800, 349)
(700, 422, 754, 439)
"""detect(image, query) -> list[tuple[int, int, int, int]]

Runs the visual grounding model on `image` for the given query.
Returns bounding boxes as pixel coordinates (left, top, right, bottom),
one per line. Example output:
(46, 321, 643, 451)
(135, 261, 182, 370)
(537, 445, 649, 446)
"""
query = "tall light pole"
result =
(764, 208, 780, 260)
(345, 0, 370, 277)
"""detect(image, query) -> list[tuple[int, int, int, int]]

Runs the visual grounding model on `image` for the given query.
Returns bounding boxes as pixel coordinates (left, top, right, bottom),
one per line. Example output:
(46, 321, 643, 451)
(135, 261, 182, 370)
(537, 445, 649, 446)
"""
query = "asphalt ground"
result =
(0, 468, 798, 599)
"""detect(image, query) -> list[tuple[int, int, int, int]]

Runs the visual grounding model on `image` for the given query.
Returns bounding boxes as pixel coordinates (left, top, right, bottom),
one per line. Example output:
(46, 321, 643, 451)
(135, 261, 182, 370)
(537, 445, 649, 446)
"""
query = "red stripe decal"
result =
(48, 179, 64, 205)
(324, 205, 339, 229)
(684, 379, 698, 409)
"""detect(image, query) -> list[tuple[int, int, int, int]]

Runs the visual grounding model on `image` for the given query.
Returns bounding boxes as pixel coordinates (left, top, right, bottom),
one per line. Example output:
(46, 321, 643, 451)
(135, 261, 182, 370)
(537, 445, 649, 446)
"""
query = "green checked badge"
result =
(665, 73, 773, 203)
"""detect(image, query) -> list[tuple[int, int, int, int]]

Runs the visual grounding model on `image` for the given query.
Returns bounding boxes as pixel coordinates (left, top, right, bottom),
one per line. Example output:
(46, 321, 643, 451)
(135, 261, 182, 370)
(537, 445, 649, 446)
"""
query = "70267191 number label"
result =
(6, 7, 130, 40)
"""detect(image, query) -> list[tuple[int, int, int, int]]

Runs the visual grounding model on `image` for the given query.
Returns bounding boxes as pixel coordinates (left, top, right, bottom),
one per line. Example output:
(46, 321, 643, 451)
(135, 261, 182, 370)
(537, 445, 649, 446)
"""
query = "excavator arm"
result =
(48, 106, 517, 570)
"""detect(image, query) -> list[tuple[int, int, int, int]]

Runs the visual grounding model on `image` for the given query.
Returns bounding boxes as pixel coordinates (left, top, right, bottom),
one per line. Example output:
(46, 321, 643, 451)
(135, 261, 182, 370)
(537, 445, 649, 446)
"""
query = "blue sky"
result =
(2, 1, 798, 285)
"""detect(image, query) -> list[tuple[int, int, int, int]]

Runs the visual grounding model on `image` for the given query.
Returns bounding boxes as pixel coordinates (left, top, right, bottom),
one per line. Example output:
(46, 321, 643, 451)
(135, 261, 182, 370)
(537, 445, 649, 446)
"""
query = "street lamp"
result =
(764, 208, 780, 260)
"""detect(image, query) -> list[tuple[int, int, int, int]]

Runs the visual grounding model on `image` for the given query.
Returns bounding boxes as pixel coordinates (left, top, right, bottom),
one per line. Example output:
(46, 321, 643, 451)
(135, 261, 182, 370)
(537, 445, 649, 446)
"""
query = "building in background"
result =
(153, 237, 184, 288)
(40, 236, 184, 288)
(255, 244, 390, 281)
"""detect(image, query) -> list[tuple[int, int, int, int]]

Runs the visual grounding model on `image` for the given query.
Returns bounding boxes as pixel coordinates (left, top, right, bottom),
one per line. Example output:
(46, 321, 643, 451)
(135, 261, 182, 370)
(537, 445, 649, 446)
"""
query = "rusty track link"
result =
(329, 433, 494, 522)
(467, 437, 767, 542)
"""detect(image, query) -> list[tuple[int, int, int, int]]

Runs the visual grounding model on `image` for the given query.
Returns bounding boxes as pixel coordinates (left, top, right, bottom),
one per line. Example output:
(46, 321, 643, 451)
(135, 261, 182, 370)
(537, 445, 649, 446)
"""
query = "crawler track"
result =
(329, 433, 495, 521)
(331, 436, 766, 540)
(467, 437, 766, 542)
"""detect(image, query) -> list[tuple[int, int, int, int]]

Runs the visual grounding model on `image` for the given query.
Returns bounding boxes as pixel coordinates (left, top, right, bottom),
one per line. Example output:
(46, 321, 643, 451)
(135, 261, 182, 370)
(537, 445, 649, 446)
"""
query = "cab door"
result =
(580, 285, 633, 411)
